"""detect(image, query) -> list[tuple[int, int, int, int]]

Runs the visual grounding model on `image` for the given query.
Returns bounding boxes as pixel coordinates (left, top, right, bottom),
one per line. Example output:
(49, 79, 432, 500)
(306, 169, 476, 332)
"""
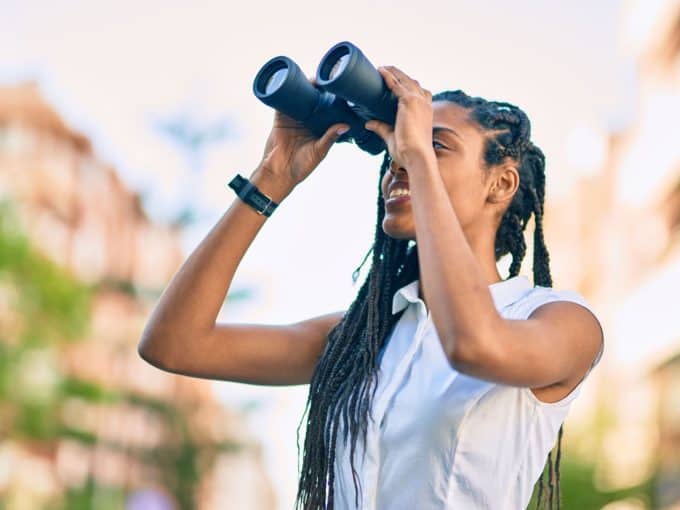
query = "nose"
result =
(389, 159, 406, 175)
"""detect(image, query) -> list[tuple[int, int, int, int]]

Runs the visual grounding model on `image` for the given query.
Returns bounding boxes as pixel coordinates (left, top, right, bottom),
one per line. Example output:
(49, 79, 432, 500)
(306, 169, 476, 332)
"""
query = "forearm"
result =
(407, 155, 500, 362)
(139, 165, 295, 357)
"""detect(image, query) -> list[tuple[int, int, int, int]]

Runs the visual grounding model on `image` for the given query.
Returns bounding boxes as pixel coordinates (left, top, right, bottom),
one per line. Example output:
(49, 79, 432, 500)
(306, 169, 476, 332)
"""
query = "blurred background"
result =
(1, 0, 679, 508)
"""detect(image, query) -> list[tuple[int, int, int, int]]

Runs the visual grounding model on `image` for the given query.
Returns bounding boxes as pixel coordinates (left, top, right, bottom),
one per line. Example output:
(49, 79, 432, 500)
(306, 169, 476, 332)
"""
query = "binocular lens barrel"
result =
(253, 56, 320, 122)
(316, 42, 397, 125)
(252, 42, 393, 155)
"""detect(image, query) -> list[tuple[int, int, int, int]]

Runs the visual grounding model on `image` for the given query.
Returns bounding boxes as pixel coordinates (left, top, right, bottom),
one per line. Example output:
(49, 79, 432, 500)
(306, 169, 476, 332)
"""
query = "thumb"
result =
(314, 123, 351, 155)
(364, 120, 391, 142)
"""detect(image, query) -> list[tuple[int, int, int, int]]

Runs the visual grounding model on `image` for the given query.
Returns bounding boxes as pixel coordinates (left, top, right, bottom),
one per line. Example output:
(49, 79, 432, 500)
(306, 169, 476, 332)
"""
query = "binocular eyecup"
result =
(252, 41, 398, 155)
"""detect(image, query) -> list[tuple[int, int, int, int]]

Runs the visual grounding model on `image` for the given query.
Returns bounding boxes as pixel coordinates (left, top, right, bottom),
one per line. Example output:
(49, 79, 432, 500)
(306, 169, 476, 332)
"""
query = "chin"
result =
(381, 221, 415, 240)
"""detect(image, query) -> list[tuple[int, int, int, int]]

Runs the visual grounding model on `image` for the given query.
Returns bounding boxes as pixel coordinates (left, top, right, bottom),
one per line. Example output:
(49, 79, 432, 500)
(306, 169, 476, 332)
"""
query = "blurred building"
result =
(545, 0, 680, 508)
(0, 82, 276, 509)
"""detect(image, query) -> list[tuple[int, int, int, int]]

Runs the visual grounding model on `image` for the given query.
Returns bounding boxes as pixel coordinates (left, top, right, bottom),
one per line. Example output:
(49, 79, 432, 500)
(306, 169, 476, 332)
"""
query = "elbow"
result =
(446, 331, 489, 373)
(137, 340, 159, 368)
(443, 312, 501, 371)
(137, 328, 177, 373)
(137, 336, 161, 369)
(447, 338, 475, 371)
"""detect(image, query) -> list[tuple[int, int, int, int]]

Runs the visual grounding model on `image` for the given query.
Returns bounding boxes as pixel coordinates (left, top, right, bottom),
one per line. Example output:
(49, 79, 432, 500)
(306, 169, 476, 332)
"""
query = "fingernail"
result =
(337, 126, 350, 135)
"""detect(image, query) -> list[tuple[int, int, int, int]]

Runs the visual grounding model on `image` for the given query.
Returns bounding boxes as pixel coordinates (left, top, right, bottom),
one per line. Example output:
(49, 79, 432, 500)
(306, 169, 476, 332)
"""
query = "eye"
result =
(432, 140, 447, 149)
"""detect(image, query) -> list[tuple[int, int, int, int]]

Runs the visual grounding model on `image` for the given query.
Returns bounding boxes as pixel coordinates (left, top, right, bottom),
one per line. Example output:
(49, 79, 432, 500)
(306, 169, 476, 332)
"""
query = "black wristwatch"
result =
(228, 173, 279, 217)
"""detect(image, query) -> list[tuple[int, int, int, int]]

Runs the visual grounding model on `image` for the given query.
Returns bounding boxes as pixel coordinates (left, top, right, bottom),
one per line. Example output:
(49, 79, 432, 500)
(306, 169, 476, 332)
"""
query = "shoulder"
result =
(510, 285, 592, 317)
(518, 286, 604, 402)
(525, 286, 604, 370)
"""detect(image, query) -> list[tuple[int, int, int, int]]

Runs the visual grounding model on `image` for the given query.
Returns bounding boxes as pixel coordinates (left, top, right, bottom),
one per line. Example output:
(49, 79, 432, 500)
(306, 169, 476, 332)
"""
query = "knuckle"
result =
(405, 92, 421, 102)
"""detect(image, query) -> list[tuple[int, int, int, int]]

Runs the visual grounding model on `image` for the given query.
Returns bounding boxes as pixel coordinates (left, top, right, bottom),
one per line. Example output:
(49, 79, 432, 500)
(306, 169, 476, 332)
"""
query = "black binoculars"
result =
(252, 41, 398, 155)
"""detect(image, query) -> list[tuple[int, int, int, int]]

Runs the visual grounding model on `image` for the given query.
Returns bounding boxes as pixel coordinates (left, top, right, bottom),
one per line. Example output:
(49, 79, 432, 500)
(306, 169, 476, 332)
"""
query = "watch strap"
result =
(228, 174, 279, 217)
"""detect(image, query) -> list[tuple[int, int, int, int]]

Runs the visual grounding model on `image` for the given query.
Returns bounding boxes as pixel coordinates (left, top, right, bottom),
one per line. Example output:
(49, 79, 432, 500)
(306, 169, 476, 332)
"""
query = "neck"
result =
(417, 227, 503, 306)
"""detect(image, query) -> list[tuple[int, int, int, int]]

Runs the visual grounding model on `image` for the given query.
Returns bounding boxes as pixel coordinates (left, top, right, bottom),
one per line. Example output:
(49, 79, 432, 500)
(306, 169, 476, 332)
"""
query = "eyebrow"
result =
(432, 126, 462, 140)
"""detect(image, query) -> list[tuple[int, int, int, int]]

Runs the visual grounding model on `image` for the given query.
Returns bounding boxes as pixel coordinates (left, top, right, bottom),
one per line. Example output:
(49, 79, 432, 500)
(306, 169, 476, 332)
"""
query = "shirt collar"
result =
(391, 275, 533, 315)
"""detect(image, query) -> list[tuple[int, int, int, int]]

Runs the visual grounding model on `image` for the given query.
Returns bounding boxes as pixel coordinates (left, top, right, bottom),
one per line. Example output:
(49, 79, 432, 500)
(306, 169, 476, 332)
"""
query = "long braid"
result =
(555, 425, 564, 510)
(548, 450, 554, 508)
(296, 90, 559, 509)
(535, 468, 546, 510)
(295, 153, 416, 509)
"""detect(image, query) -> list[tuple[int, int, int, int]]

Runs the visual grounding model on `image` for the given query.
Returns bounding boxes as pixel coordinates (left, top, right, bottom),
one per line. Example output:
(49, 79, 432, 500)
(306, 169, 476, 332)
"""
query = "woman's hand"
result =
(364, 66, 435, 170)
(258, 88, 350, 189)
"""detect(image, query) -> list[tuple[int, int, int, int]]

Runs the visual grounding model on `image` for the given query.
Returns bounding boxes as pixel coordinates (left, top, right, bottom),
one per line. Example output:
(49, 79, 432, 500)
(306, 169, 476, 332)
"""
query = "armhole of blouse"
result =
(521, 288, 605, 408)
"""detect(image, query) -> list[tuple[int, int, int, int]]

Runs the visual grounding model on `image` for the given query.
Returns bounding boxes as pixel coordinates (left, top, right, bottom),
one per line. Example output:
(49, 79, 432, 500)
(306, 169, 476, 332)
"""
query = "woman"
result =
(139, 65, 604, 510)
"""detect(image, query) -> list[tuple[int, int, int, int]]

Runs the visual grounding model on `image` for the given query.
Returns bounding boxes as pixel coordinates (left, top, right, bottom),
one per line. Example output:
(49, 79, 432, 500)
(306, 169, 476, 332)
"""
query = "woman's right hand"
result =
(258, 103, 350, 190)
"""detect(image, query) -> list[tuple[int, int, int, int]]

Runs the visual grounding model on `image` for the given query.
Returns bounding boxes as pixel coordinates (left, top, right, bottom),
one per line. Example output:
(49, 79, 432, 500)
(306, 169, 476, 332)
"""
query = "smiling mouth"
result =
(385, 191, 411, 207)
(387, 187, 411, 200)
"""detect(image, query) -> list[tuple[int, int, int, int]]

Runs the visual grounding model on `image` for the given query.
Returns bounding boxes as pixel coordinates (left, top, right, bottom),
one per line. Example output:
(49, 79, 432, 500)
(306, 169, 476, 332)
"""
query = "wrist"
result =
(403, 147, 438, 174)
(248, 164, 296, 203)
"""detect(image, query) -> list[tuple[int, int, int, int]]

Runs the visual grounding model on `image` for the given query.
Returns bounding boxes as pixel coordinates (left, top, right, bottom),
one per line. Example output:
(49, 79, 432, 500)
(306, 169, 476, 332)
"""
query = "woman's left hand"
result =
(364, 65, 435, 170)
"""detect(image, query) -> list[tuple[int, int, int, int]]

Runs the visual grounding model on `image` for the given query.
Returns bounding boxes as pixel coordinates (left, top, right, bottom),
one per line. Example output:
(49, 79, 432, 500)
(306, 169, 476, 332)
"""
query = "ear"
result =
(487, 163, 519, 205)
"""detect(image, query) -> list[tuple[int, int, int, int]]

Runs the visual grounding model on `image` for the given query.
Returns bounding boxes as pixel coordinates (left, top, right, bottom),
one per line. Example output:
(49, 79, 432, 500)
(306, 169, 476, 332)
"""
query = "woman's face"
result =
(381, 101, 497, 241)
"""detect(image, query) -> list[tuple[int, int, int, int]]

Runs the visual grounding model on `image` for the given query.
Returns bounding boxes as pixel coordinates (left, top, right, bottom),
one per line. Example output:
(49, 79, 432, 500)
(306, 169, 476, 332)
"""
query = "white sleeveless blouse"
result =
(332, 275, 604, 509)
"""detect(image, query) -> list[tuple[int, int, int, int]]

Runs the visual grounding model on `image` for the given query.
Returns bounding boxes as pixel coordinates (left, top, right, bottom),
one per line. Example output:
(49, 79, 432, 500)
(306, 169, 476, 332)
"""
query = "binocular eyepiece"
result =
(253, 41, 398, 155)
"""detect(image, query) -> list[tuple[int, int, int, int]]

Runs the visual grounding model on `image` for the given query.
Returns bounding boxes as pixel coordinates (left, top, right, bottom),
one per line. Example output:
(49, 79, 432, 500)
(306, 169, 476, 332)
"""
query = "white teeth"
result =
(389, 188, 411, 199)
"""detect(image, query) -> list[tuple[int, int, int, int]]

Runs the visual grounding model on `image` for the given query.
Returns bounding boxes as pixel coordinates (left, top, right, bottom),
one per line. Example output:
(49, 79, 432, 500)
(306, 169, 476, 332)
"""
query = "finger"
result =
(364, 119, 392, 142)
(385, 66, 428, 96)
(384, 66, 418, 89)
(378, 66, 407, 97)
(274, 110, 303, 128)
(313, 122, 350, 155)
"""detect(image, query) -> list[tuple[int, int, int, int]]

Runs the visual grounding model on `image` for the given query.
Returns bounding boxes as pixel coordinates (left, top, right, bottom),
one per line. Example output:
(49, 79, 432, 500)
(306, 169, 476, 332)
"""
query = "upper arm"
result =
(138, 310, 346, 386)
(451, 301, 604, 389)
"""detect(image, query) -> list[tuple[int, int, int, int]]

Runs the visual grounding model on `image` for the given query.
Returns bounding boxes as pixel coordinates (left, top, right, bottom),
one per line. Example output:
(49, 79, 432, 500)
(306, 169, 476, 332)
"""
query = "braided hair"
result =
(294, 90, 559, 510)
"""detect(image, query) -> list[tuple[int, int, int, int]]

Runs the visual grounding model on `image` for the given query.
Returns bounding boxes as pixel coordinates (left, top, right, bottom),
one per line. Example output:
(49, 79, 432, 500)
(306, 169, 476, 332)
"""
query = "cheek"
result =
(380, 171, 390, 196)
(444, 175, 486, 221)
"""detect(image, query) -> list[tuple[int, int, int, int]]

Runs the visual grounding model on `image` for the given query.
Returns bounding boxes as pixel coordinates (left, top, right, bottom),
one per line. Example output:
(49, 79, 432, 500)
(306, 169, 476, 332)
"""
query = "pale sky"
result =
(1, 1, 635, 507)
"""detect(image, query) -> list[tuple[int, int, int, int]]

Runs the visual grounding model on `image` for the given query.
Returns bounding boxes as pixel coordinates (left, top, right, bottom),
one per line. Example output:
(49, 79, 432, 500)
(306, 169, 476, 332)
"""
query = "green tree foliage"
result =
(0, 203, 90, 346)
(0, 201, 92, 443)
(0, 201, 243, 509)
(527, 452, 656, 509)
